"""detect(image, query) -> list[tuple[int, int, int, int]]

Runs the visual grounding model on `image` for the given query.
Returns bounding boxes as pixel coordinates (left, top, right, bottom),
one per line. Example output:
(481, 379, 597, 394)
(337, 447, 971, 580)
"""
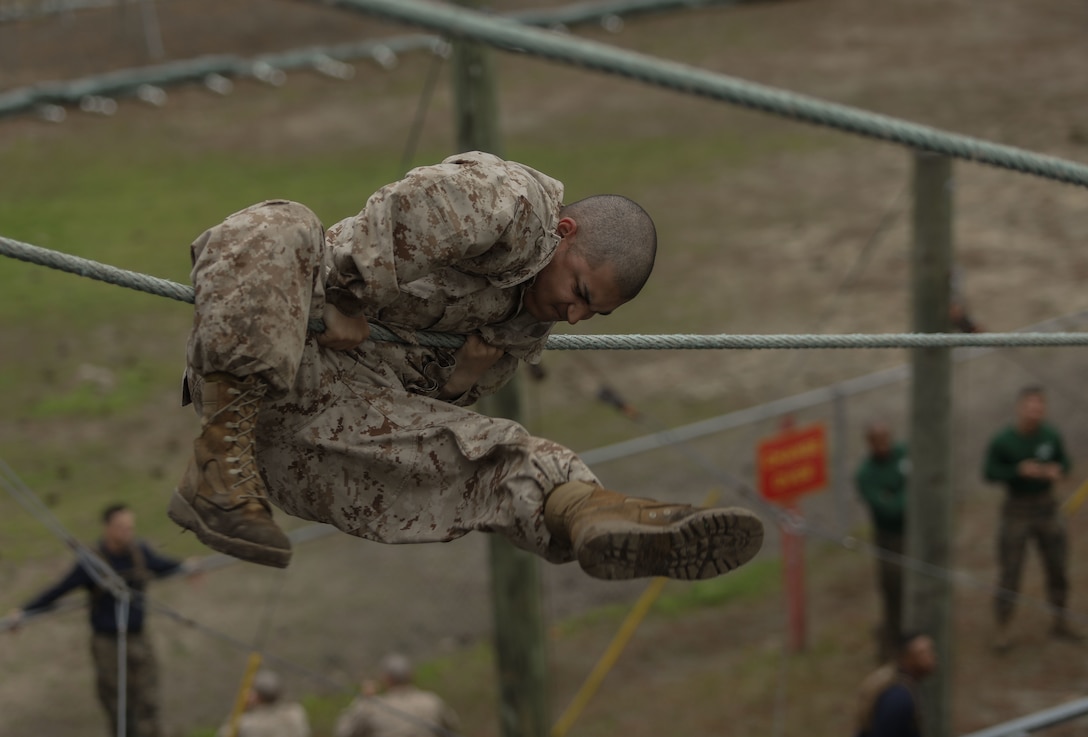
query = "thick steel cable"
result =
(4, 236, 1088, 350)
(0, 459, 127, 600)
(320, 0, 1088, 189)
(0, 0, 733, 118)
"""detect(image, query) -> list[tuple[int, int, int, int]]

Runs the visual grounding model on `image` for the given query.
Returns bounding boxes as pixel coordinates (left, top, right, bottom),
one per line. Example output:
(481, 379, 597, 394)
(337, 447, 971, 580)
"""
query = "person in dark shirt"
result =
(854, 632, 937, 737)
(983, 385, 1078, 651)
(12, 503, 193, 737)
(855, 421, 909, 661)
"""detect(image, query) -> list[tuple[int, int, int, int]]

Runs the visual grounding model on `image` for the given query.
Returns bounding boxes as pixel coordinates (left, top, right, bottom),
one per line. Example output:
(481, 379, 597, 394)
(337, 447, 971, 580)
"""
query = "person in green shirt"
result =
(855, 421, 910, 662)
(983, 385, 1078, 651)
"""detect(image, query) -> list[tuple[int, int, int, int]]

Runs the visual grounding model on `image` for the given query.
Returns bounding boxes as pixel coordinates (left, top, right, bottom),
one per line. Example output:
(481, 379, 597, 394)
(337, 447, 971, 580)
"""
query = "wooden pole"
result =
(906, 152, 954, 737)
(479, 386, 550, 737)
(450, 7, 549, 736)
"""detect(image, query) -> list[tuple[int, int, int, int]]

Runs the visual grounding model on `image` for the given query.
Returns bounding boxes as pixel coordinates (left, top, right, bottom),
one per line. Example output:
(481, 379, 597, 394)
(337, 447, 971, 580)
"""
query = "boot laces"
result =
(210, 385, 265, 490)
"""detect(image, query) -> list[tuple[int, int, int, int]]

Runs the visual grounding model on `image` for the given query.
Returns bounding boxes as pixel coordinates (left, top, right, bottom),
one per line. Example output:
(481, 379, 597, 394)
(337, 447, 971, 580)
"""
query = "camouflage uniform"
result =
(334, 686, 459, 737)
(91, 632, 161, 737)
(217, 702, 311, 737)
(185, 152, 598, 563)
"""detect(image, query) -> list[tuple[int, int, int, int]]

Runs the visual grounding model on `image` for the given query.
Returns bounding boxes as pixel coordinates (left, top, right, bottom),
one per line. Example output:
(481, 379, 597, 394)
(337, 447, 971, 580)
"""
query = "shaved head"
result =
(559, 195, 657, 300)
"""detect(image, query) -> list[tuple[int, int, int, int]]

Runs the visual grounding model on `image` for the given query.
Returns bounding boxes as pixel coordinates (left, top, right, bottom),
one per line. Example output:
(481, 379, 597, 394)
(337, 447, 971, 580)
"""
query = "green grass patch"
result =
(0, 134, 411, 326)
(0, 438, 204, 564)
(28, 360, 171, 418)
(508, 126, 827, 201)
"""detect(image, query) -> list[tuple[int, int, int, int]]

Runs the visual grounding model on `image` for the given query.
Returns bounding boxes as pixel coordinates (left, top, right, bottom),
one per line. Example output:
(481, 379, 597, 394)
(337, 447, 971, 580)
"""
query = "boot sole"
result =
(576, 507, 764, 581)
(168, 489, 292, 569)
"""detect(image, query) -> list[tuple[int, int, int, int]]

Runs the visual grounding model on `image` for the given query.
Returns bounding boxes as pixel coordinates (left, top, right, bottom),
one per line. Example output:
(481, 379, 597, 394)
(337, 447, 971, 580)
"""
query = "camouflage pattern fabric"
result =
(217, 702, 311, 737)
(995, 493, 1069, 622)
(91, 632, 160, 737)
(334, 686, 460, 737)
(185, 153, 599, 563)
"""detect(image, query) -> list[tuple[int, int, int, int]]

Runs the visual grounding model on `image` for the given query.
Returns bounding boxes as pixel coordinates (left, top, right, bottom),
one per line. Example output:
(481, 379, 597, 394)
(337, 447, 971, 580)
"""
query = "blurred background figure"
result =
(854, 631, 938, 737)
(10, 503, 196, 737)
(983, 385, 1078, 651)
(335, 653, 459, 737)
(855, 421, 909, 661)
(217, 669, 310, 737)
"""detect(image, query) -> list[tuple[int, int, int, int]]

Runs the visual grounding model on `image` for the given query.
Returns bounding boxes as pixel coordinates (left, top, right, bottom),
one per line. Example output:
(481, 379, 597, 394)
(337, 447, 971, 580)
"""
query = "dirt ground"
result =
(4, 0, 1088, 735)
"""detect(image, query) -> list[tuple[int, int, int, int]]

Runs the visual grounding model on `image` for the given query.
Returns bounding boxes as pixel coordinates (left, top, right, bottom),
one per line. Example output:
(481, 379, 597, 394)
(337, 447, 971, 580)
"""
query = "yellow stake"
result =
(550, 490, 721, 737)
(225, 651, 264, 737)
(1061, 478, 1088, 517)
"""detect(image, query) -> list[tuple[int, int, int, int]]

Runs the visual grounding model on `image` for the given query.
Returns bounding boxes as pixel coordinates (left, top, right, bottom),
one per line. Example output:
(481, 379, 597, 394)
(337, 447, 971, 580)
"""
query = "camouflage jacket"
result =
(324, 151, 564, 406)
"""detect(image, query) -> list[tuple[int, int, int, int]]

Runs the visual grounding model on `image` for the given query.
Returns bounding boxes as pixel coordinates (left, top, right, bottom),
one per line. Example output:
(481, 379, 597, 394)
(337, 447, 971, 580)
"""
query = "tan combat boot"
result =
(544, 481, 764, 581)
(169, 372, 292, 568)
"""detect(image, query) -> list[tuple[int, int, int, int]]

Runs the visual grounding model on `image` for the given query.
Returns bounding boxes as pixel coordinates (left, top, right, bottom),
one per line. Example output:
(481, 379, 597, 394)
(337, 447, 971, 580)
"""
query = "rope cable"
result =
(0, 459, 134, 737)
(5, 445, 1085, 734)
(595, 396, 1088, 629)
(142, 594, 464, 737)
(322, 0, 1088, 189)
(3, 235, 1088, 351)
(0, 459, 127, 599)
(224, 571, 291, 737)
(0, 463, 463, 737)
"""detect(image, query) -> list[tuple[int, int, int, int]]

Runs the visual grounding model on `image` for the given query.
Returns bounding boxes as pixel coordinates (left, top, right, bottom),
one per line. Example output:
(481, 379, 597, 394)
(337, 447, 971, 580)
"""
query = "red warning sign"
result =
(757, 424, 828, 502)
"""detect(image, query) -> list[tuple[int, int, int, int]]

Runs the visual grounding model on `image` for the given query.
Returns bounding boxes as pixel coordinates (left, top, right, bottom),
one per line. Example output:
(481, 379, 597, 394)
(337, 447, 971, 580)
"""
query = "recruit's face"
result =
(522, 218, 627, 325)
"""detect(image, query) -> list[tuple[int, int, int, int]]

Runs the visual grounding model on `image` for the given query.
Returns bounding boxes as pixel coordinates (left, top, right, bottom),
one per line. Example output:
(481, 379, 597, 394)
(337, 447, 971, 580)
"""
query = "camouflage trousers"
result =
(185, 200, 597, 563)
(90, 632, 160, 737)
(995, 494, 1069, 623)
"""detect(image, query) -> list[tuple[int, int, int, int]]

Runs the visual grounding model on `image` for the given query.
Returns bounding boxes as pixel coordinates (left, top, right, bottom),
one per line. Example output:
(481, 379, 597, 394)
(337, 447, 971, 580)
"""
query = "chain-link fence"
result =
(581, 309, 1088, 567)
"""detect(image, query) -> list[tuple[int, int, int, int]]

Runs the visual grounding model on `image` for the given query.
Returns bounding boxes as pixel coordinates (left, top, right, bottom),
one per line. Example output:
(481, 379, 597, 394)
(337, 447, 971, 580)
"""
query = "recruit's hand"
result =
(439, 335, 505, 399)
(317, 303, 371, 351)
